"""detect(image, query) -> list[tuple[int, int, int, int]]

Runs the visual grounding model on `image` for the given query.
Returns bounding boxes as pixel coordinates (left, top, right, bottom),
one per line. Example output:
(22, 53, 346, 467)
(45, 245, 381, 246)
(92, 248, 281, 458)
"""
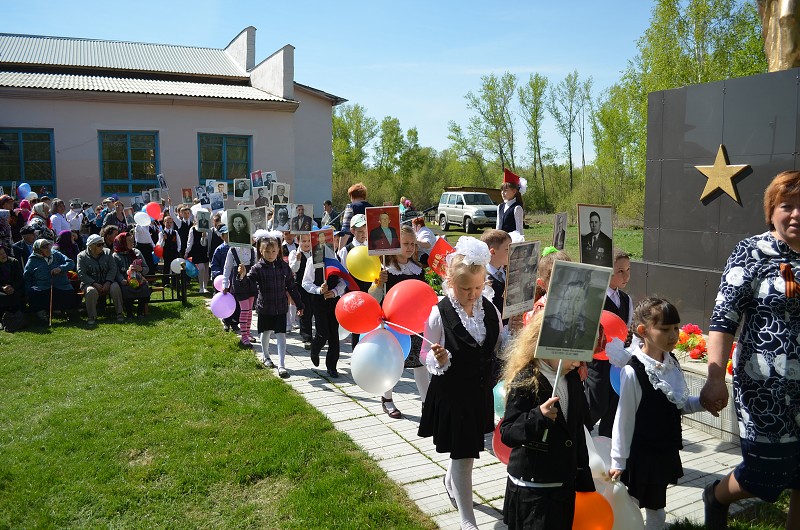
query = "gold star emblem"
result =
(695, 145, 749, 203)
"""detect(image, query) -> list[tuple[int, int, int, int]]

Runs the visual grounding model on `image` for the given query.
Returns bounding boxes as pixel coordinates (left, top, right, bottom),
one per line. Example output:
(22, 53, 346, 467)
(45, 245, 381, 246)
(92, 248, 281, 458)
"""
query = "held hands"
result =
(700, 379, 728, 417)
(539, 396, 559, 421)
(237, 264, 246, 279)
(608, 469, 623, 481)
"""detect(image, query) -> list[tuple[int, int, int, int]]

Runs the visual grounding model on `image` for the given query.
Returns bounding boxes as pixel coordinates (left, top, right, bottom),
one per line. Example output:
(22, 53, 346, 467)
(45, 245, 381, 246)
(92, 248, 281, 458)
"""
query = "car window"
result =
(448, 194, 458, 206)
(439, 193, 449, 204)
(463, 194, 494, 205)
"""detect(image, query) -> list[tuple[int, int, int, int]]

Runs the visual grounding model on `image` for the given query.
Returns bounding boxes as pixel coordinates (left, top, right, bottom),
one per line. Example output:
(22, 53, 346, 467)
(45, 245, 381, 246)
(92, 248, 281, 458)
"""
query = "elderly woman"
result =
(26, 202, 56, 242)
(0, 245, 24, 323)
(113, 232, 151, 318)
(54, 229, 80, 263)
(22, 239, 79, 322)
(77, 234, 124, 325)
(700, 170, 800, 529)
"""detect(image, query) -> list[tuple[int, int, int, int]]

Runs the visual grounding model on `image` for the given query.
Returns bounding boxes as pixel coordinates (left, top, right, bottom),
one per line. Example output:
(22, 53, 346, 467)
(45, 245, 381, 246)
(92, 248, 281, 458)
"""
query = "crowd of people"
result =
(2, 169, 798, 530)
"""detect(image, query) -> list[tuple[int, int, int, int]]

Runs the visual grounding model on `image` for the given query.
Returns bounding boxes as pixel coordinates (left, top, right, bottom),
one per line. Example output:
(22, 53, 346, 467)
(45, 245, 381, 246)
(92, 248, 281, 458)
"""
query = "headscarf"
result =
(54, 229, 79, 262)
(0, 194, 13, 208)
(113, 231, 136, 261)
(32, 202, 49, 222)
(16, 200, 31, 223)
(32, 238, 53, 265)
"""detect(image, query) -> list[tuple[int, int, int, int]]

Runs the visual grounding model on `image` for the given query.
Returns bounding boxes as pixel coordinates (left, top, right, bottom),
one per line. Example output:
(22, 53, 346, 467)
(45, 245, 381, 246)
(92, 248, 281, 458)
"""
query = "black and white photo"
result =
(503, 240, 540, 319)
(227, 209, 252, 248)
(578, 204, 614, 267)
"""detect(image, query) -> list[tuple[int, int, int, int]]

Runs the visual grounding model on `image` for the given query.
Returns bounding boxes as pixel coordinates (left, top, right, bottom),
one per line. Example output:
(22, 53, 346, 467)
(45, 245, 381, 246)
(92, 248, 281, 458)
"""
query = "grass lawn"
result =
(0, 299, 436, 529)
(435, 215, 644, 260)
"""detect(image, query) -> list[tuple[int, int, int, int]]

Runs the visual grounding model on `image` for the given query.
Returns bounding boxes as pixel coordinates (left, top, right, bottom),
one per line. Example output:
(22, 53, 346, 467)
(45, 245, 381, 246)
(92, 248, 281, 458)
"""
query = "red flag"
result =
(428, 237, 455, 278)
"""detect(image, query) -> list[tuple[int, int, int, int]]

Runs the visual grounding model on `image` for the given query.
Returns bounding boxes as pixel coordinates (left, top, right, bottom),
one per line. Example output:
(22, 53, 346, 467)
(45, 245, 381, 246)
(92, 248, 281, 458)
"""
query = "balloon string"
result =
(383, 320, 436, 346)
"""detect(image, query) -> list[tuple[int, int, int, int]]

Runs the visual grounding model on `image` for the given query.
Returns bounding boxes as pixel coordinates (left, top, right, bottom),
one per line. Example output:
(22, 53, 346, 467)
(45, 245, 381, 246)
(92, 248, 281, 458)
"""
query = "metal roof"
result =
(0, 71, 290, 102)
(0, 33, 248, 78)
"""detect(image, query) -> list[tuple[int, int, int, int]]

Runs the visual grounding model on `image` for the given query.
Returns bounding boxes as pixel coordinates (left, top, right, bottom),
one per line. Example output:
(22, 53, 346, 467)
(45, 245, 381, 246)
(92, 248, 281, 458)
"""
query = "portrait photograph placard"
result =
(182, 188, 193, 203)
(233, 178, 251, 201)
(205, 180, 217, 194)
(503, 240, 541, 319)
(577, 204, 614, 268)
(272, 204, 290, 231)
(264, 171, 276, 189)
(365, 206, 401, 256)
(250, 206, 269, 232)
(195, 209, 211, 232)
(536, 260, 612, 362)
(553, 212, 567, 250)
(141, 190, 151, 204)
(149, 188, 161, 204)
(227, 209, 252, 248)
(209, 192, 224, 213)
(311, 228, 334, 268)
(157, 173, 168, 191)
(289, 203, 314, 233)
(270, 182, 290, 205)
(250, 169, 264, 189)
(214, 181, 228, 199)
(253, 186, 270, 207)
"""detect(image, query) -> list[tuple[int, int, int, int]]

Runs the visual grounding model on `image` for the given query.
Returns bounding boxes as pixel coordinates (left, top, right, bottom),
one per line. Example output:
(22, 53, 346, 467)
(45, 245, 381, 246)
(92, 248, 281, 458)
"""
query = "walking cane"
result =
(49, 274, 54, 328)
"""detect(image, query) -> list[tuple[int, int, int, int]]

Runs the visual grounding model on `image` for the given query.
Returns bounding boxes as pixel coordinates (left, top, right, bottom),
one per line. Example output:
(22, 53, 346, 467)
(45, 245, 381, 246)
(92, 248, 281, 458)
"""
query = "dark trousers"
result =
(224, 297, 241, 328)
(310, 295, 340, 371)
(585, 358, 619, 437)
(297, 286, 313, 342)
(136, 243, 155, 275)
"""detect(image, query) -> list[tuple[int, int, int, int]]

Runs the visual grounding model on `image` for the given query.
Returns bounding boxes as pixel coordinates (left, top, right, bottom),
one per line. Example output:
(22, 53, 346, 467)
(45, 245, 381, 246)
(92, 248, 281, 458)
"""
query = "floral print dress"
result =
(709, 232, 800, 443)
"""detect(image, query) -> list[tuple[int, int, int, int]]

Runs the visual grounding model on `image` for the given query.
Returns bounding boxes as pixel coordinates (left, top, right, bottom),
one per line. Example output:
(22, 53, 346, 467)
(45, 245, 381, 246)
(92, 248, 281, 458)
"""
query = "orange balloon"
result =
(573, 491, 613, 530)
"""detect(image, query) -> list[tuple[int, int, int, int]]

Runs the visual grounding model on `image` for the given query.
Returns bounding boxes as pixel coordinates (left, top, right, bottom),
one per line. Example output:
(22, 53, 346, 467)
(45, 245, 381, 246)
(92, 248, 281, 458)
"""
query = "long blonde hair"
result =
(384, 225, 421, 269)
(502, 311, 546, 395)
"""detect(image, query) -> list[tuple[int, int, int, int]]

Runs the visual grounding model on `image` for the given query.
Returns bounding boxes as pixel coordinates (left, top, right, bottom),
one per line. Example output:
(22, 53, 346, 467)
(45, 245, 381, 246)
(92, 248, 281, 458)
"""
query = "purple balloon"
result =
(210, 292, 236, 319)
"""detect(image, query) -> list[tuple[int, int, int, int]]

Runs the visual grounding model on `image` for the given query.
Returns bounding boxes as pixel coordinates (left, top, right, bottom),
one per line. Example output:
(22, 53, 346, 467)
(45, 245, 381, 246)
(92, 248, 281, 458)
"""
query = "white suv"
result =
(437, 192, 498, 233)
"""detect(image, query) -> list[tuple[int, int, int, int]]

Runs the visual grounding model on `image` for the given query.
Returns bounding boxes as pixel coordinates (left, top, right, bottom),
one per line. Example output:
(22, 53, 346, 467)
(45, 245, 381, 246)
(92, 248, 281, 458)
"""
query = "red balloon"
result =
(335, 291, 384, 334)
(595, 310, 627, 360)
(145, 201, 161, 220)
(153, 244, 164, 258)
(573, 491, 614, 530)
(382, 279, 437, 334)
(492, 420, 512, 465)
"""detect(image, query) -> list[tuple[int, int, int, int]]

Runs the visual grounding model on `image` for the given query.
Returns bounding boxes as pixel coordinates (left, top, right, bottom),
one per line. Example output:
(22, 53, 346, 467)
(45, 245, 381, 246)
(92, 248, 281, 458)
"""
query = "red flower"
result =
(682, 323, 702, 335)
(689, 348, 704, 360)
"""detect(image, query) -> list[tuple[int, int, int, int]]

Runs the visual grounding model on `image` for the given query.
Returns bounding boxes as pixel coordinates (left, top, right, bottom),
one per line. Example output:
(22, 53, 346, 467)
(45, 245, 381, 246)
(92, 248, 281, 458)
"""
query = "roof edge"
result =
(294, 82, 347, 106)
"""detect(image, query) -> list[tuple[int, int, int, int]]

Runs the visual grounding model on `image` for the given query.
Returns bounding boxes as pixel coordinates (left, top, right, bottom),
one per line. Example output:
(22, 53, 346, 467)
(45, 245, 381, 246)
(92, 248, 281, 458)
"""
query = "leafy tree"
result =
(463, 72, 519, 171)
(518, 73, 549, 209)
(332, 104, 378, 204)
(547, 70, 583, 191)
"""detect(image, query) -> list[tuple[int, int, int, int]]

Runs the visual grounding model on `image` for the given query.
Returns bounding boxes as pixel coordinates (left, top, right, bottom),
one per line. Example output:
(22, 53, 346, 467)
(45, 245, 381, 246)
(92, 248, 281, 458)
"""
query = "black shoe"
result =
(278, 367, 289, 378)
(310, 350, 320, 367)
(326, 368, 339, 378)
(303, 341, 311, 350)
(703, 480, 729, 530)
(443, 476, 457, 509)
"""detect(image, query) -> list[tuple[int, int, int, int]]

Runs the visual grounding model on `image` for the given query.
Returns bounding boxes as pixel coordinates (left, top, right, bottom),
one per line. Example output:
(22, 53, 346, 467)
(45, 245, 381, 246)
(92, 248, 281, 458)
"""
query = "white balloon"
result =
(608, 480, 644, 530)
(190, 203, 208, 215)
(584, 427, 608, 478)
(350, 329, 404, 394)
(170, 257, 186, 274)
(133, 211, 151, 227)
(338, 325, 351, 341)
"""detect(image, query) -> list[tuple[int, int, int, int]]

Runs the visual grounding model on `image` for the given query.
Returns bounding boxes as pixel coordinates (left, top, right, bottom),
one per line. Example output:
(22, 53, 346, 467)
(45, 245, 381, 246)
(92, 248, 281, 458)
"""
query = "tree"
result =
(576, 77, 593, 171)
(332, 104, 378, 204)
(518, 73, 549, 209)
(374, 116, 404, 177)
(447, 121, 488, 186)
(464, 72, 518, 171)
(547, 70, 583, 191)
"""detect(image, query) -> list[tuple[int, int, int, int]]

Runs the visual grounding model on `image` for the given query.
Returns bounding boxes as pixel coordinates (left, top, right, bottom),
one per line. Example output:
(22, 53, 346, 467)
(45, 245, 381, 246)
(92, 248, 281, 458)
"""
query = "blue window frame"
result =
(99, 131, 159, 196)
(0, 128, 56, 196)
(197, 134, 251, 184)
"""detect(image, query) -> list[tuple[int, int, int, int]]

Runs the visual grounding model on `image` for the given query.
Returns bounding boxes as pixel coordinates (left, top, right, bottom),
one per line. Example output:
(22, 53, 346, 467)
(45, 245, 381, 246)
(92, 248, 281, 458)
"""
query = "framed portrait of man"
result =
(264, 171, 276, 189)
(553, 212, 567, 250)
(272, 204, 290, 231)
(182, 188, 193, 204)
(124, 207, 135, 225)
(270, 182, 290, 205)
(289, 203, 314, 233)
(311, 228, 334, 268)
(205, 180, 217, 194)
(227, 209, 252, 248)
(503, 240, 541, 319)
(141, 190, 151, 204)
(233, 178, 251, 201)
(209, 192, 224, 213)
(253, 186, 270, 207)
(215, 181, 228, 199)
(195, 210, 211, 233)
(149, 188, 161, 204)
(577, 204, 614, 268)
(536, 261, 612, 362)
(131, 195, 145, 212)
(157, 173, 168, 191)
(366, 206, 401, 256)
(250, 206, 268, 232)
(250, 169, 264, 189)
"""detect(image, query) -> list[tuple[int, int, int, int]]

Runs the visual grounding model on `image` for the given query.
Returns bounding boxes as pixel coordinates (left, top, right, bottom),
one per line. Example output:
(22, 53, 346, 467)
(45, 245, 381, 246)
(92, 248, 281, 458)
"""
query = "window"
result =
(448, 194, 458, 206)
(198, 134, 250, 184)
(0, 129, 56, 196)
(99, 131, 159, 196)
(439, 193, 449, 204)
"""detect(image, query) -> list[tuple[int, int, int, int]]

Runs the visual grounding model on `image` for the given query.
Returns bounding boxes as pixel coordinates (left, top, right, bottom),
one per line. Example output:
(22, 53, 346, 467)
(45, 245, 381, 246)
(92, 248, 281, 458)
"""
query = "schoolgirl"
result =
(157, 215, 181, 276)
(418, 237, 502, 530)
(222, 237, 257, 350)
(496, 174, 525, 239)
(184, 219, 210, 293)
(288, 234, 314, 349)
(241, 232, 305, 378)
(609, 298, 709, 530)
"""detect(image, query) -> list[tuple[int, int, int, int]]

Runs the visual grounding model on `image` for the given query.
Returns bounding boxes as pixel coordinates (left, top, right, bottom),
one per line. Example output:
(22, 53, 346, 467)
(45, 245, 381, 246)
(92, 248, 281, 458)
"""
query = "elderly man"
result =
(290, 204, 313, 232)
(77, 234, 124, 325)
(580, 211, 612, 267)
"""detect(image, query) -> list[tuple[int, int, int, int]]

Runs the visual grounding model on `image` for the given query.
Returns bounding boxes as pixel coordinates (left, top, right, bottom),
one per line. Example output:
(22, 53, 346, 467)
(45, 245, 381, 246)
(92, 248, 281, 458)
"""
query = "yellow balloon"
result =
(346, 245, 381, 282)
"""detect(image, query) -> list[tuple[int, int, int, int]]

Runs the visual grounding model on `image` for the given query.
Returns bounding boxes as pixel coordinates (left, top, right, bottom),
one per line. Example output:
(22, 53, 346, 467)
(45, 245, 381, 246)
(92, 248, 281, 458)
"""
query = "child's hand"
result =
(431, 343, 447, 366)
(608, 469, 623, 481)
(297, 309, 304, 316)
(539, 396, 559, 421)
(237, 264, 246, 278)
(320, 282, 329, 294)
(376, 270, 388, 285)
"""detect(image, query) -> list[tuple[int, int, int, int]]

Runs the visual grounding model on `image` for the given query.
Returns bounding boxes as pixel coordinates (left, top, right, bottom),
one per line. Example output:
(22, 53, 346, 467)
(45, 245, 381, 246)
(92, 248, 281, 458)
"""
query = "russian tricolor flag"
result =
(324, 257, 360, 291)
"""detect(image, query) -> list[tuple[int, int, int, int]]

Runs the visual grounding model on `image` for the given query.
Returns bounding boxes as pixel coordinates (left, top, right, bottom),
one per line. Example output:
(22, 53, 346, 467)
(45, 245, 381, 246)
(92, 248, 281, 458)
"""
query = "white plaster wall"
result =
(293, 87, 334, 218)
(0, 96, 297, 206)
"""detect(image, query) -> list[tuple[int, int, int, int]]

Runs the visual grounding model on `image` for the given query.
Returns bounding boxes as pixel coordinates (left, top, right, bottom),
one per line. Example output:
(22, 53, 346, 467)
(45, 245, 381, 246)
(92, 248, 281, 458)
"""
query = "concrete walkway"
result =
(253, 327, 753, 529)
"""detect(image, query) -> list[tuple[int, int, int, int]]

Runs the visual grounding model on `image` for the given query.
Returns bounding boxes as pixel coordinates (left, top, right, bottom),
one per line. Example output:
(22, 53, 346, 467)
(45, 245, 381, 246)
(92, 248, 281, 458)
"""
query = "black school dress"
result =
(418, 296, 499, 459)
(385, 261, 426, 369)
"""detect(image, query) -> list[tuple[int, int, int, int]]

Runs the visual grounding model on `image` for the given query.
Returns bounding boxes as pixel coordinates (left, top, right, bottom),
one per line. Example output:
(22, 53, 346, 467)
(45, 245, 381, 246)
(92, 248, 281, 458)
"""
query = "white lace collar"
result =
(631, 345, 688, 408)
(387, 260, 422, 276)
(446, 292, 486, 345)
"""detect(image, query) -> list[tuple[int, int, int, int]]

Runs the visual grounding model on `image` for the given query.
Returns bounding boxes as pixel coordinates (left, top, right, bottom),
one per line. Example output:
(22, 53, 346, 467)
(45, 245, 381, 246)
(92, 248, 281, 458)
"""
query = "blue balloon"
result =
(152, 252, 160, 265)
(185, 260, 199, 278)
(17, 183, 31, 199)
(360, 325, 411, 359)
(610, 365, 622, 395)
(493, 381, 506, 418)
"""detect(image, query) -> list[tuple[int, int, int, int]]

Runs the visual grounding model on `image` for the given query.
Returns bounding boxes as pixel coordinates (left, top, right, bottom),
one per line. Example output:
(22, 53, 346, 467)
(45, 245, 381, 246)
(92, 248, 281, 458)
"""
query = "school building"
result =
(0, 27, 345, 207)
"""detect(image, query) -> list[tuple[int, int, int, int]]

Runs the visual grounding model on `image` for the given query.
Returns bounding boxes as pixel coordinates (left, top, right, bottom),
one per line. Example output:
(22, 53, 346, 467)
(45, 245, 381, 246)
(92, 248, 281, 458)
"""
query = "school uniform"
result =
(338, 240, 372, 349)
(302, 247, 346, 374)
(497, 198, 523, 235)
(486, 263, 508, 326)
(289, 248, 313, 343)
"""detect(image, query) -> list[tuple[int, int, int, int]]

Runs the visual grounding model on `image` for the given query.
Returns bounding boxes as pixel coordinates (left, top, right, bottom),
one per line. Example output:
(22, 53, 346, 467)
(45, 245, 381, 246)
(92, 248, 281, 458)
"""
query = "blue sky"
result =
(3, 1, 654, 162)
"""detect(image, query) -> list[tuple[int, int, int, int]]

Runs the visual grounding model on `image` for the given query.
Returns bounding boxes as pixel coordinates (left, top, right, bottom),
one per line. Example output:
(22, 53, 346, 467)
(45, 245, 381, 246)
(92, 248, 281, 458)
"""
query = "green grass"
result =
(436, 215, 644, 260)
(0, 300, 436, 530)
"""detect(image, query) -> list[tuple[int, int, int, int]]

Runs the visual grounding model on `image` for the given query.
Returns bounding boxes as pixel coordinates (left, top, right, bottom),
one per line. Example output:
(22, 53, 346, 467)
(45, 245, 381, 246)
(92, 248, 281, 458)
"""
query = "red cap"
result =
(503, 168, 520, 186)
